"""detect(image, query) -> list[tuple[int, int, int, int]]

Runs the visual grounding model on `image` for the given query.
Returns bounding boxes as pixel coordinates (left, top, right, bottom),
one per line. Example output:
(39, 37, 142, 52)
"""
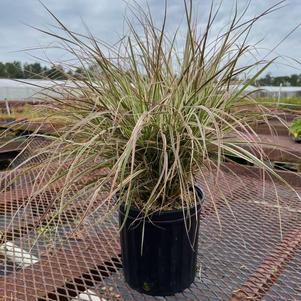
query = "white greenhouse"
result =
(258, 86, 301, 98)
(0, 79, 75, 102)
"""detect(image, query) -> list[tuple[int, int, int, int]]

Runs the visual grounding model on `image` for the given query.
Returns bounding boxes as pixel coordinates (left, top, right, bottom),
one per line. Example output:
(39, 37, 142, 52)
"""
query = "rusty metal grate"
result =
(264, 248, 301, 300)
(0, 140, 300, 300)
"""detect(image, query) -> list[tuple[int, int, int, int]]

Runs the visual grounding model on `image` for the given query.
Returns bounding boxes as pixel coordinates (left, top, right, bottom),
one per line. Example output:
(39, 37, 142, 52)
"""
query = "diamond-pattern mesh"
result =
(264, 249, 301, 300)
(0, 139, 300, 300)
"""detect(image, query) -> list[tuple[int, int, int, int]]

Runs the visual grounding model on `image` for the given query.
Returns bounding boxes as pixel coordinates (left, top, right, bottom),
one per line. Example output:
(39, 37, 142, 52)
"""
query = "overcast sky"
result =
(0, 0, 300, 76)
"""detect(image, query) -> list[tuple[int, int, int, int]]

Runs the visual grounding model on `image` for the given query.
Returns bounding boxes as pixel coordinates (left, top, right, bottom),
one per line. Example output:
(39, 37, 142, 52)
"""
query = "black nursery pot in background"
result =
(294, 136, 301, 143)
(119, 187, 204, 296)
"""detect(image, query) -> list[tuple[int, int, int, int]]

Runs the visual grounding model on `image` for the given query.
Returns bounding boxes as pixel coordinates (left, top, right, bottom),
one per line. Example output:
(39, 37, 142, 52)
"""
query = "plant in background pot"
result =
(4, 0, 297, 297)
(289, 117, 301, 143)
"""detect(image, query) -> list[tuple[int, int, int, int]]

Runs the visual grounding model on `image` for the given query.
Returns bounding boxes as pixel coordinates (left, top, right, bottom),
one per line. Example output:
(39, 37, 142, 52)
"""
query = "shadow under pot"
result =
(119, 186, 204, 296)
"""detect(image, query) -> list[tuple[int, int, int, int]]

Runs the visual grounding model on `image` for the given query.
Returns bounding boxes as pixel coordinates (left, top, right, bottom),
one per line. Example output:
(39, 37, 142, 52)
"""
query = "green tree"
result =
(0, 62, 7, 78)
(45, 64, 66, 80)
(5, 61, 24, 78)
(257, 73, 301, 87)
(24, 62, 43, 78)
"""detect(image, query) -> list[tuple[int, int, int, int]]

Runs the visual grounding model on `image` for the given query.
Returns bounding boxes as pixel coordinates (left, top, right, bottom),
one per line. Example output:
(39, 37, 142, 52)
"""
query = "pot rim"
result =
(118, 185, 204, 223)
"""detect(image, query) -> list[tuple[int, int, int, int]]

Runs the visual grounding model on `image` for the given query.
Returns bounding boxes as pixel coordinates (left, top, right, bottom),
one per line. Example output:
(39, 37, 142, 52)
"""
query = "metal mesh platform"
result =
(0, 140, 300, 300)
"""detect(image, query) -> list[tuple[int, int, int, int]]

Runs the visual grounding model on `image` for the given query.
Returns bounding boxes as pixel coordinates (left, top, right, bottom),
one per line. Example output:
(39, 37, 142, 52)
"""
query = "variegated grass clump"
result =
(5, 1, 296, 223)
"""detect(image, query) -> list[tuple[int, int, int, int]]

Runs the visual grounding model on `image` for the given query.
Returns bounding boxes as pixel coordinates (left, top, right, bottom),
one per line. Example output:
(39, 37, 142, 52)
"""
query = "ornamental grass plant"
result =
(3, 0, 300, 232)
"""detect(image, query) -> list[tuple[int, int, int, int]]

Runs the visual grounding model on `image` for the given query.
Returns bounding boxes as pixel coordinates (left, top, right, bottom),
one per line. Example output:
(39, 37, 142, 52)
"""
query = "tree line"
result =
(0, 61, 84, 80)
(1, 61, 301, 86)
(256, 73, 301, 87)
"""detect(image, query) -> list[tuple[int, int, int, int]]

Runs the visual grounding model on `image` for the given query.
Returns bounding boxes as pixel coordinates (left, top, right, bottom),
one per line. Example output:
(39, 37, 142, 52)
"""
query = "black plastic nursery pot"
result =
(119, 187, 204, 296)
(294, 136, 301, 143)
